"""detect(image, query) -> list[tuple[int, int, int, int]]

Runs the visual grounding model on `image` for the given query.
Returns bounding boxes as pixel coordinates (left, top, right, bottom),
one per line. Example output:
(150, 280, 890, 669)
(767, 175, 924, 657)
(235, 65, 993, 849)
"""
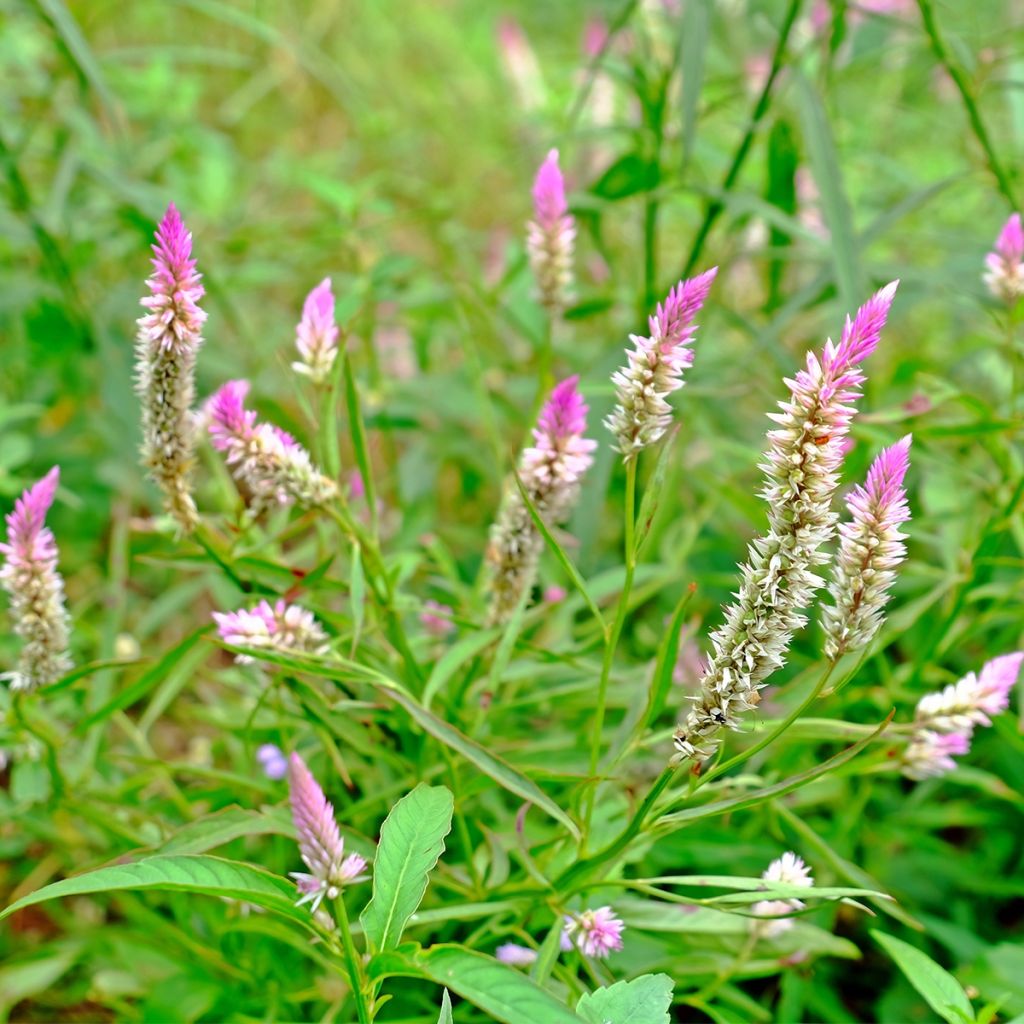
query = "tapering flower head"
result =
(136, 203, 206, 531)
(675, 283, 898, 760)
(527, 150, 576, 315)
(497, 16, 545, 111)
(495, 942, 539, 967)
(293, 278, 340, 384)
(213, 599, 329, 665)
(823, 435, 912, 659)
(287, 753, 367, 912)
(486, 377, 596, 625)
(606, 269, 717, 458)
(563, 906, 625, 959)
(752, 852, 814, 938)
(208, 380, 337, 511)
(902, 729, 971, 781)
(1, 468, 72, 691)
(914, 652, 1023, 733)
(984, 213, 1024, 304)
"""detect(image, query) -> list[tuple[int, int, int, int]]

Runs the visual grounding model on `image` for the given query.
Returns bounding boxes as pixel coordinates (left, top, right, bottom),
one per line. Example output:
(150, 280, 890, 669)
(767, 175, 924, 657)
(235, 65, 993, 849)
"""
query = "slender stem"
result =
(1008, 311, 1020, 419)
(698, 661, 836, 788)
(916, 0, 1018, 210)
(333, 895, 371, 1024)
(10, 693, 65, 800)
(681, 0, 802, 278)
(583, 457, 638, 840)
(693, 929, 758, 1003)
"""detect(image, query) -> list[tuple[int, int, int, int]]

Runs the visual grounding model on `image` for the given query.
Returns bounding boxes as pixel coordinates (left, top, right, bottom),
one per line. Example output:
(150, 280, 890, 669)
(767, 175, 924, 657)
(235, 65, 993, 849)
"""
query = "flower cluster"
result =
(903, 652, 1023, 779)
(208, 380, 338, 511)
(1, 468, 73, 691)
(527, 150, 575, 315)
(563, 906, 625, 958)
(605, 270, 717, 458)
(135, 204, 206, 532)
(486, 376, 596, 625)
(293, 278, 340, 384)
(288, 753, 368, 912)
(984, 213, 1024, 305)
(674, 283, 898, 760)
(213, 599, 329, 665)
(752, 852, 814, 938)
(822, 435, 912, 660)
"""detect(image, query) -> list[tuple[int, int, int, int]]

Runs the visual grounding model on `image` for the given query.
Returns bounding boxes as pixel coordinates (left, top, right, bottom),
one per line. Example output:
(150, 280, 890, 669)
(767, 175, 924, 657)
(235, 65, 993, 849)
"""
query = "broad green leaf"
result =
(390, 945, 584, 1023)
(0, 855, 310, 925)
(872, 931, 975, 1024)
(381, 684, 581, 841)
(154, 806, 293, 856)
(577, 973, 674, 1024)
(437, 988, 454, 1024)
(360, 784, 454, 952)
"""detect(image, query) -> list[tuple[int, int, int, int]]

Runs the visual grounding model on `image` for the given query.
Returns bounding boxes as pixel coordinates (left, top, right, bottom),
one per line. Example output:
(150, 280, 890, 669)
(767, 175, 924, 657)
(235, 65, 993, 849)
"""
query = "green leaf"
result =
(349, 539, 366, 655)
(437, 988, 454, 1024)
(154, 806, 294, 856)
(872, 931, 975, 1024)
(592, 153, 659, 202)
(0, 942, 82, 1023)
(577, 973, 674, 1024)
(360, 784, 454, 953)
(680, 0, 710, 171)
(343, 354, 378, 536)
(423, 627, 500, 709)
(634, 426, 679, 556)
(377, 945, 583, 1023)
(0, 855, 311, 925)
(381, 684, 581, 841)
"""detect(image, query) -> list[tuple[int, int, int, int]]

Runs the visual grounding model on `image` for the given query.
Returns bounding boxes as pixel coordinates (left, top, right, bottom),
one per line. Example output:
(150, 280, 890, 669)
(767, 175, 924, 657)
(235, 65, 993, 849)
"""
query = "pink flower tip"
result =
(997, 213, 1024, 262)
(537, 375, 588, 441)
(5, 467, 60, 549)
(975, 651, 1024, 717)
(826, 281, 899, 375)
(652, 267, 717, 346)
(533, 149, 568, 226)
(864, 434, 912, 505)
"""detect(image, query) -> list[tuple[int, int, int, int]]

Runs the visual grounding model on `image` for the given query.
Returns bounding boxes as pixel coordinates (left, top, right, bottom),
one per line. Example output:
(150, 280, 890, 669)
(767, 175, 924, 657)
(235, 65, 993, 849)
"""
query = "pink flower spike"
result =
(1, 467, 72, 691)
(823, 435, 912, 659)
(915, 651, 1024, 733)
(903, 729, 971, 781)
(135, 203, 207, 531)
(293, 278, 340, 384)
(527, 150, 576, 314)
(985, 213, 1024, 304)
(564, 906, 625, 959)
(213, 598, 328, 666)
(606, 268, 717, 458)
(287, 753, 367, 912)
(974, 652, 1024, 717)
(822, 281, 899, 382)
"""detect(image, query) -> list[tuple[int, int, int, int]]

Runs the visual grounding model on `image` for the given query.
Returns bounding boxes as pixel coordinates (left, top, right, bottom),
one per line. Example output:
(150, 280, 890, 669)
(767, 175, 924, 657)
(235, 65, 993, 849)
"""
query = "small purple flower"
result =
(288, 753, 368, 912)
(543, 585, 567, 604)
(527, 149, 576, 314)
(293, 278, 340, 384)
(420, 600, 455, 637)
(563, 906, 625, 959)
(208, 380, 337, 511)
(1, 468, 72, 691)
(606, 269, 717, 457)
(136, 203, 207, 531)
(495, 942, 538, 967)
(984, 213, 1024, 304)
(257, 743, 288, 780)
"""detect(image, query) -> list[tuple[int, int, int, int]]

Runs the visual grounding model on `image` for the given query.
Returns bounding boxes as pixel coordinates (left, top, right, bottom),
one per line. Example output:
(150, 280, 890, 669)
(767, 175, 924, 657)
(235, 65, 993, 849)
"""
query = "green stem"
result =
(681, 0, 802, 278)
(916, 0, 1018, 210)
(583, 458, 638, 840)
(334, 894, 371, 1024)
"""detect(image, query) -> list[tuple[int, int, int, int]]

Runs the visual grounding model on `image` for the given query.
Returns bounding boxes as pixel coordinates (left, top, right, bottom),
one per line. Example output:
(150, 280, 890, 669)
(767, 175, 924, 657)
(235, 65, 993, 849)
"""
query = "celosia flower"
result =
(543, 585, 567, 604)
(208, 380, 337, 511)
(902, 729, 971, 781)
(527, 149, 576, 315)
(420, 599, 455, 637)
(287, 753, 367, 912)
(914, 652, 1023, 733)
(563, 906, 625, 958)
(486, 376, 596, 625)
(822, 435, 912, 660)
(495, 943, 538, 967)
(984, 213, 1024, 304)
(0, 468, 72, 691)
(605, 269, 717, 458)
(213, 599, 329, 665)
(257, 743, 288, 780)
(752, 851, 814, 938)
(674, 283, 898, 760)
(136, 204, 206, 531)
(292, 278, 340, 384)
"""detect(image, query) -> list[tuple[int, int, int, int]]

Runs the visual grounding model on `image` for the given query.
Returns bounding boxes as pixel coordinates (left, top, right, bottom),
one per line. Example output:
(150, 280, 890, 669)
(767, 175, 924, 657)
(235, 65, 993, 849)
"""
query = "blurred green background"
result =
(2, 0, 1023, 1020)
